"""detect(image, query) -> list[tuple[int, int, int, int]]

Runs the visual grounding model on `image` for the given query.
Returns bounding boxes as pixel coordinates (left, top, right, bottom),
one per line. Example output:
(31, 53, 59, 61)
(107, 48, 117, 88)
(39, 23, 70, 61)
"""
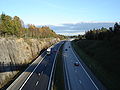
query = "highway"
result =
(63, 41, 106, 90)
(7, 41, 64, 90)
(7, 40, 106, 90)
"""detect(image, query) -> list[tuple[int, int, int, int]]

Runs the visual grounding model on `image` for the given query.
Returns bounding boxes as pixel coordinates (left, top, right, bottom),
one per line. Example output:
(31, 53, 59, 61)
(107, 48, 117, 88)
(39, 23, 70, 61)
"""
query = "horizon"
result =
(1, 0, 120, 35)
(0, 13, 116, 36)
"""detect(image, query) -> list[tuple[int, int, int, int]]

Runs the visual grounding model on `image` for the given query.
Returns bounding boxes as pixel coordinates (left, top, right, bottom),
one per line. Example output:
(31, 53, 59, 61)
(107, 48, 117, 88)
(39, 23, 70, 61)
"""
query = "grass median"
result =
(53, 43, 65, 90)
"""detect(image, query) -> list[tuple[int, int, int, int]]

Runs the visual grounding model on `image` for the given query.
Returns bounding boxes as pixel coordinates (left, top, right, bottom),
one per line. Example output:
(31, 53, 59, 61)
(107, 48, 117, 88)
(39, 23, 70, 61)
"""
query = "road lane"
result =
(63, 47, 84, 90)
(19, 42, 63, 90)
(63, 41, 106, 90)
(7, 52, 46, 90)
(7, 41, 64, 90)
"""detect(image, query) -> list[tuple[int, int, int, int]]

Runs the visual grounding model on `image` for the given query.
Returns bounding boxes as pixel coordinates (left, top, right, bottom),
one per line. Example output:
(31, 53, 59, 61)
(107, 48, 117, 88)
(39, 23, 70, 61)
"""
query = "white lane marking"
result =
(64, 55, 71, 90)
(70, 42, 99, 90)
(19, 55, 47, 90)
(79, 80, 82, 84)
(41, 71, 43, 74)
(75, 70, 77, 72)
(36, 81, 39, 86)
(38, 73, 41, 76)
(7, 52, 46, 90)
(47, 42, 64, 90)
(63, 42, 72, 90)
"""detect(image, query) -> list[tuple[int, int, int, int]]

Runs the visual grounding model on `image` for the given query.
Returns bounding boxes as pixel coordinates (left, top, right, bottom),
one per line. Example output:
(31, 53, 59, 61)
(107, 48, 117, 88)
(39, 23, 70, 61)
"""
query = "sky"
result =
(0, 0, 120, 35)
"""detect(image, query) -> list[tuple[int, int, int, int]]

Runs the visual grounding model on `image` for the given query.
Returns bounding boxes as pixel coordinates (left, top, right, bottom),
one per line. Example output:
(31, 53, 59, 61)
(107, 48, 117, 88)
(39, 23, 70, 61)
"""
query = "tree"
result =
(114, 22, 120, 33)
(0, 14, 14, 35)
(13, 16, 24, 36)
(0, 13, 61, 38)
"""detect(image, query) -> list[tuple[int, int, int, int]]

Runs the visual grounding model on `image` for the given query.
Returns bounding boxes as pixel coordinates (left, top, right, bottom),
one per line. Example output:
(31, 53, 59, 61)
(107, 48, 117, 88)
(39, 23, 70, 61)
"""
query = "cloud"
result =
(64, 30, 78, 32)
(49, 22, 115, 36)
(51, 22, 114, 30)
(58, 32, 85, 36)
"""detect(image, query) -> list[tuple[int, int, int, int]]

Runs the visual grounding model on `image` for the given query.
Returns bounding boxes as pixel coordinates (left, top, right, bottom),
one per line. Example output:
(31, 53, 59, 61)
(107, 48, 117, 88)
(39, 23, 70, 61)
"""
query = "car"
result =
(65, 49, 68, 51)
(74, 62, 80, 66)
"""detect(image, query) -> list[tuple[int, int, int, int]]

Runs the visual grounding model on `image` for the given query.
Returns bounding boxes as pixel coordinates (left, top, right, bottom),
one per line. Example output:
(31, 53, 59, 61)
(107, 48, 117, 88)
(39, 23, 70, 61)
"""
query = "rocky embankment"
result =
(0, 37, 60, 88)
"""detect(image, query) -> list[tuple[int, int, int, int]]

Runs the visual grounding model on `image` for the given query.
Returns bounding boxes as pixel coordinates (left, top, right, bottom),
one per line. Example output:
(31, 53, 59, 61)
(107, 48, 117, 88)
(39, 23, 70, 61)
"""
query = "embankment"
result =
(0, 37, 60, 88)
(72, 39, 120, 90)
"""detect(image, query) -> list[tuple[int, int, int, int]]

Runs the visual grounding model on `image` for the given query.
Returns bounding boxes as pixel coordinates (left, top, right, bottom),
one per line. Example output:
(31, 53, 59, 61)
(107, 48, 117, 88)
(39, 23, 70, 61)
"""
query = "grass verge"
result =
(71, 40, 120, 90)
(53, 44, 65, 90)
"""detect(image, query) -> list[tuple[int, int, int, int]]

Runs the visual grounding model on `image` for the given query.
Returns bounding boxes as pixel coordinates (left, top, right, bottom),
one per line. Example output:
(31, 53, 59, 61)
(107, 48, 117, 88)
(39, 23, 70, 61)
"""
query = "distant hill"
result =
(49, 22, 115, 35)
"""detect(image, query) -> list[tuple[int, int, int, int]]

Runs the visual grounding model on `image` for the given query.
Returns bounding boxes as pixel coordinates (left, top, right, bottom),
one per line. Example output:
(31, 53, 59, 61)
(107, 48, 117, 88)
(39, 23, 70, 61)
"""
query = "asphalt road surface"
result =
(7, 41, 64, 90)
(63, 40, 106, 90)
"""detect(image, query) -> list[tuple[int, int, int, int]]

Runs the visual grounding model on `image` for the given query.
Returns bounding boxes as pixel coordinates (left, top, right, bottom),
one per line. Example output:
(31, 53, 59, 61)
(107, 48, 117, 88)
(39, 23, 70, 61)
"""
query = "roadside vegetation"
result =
(72, 22, 120, 90)
(53, 43, 65, 90)
(0, 13, 65, 39)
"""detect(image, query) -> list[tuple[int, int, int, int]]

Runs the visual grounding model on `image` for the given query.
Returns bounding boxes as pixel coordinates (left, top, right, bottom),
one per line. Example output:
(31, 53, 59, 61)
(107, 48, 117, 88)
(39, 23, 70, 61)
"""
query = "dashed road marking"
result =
(75, 70, 77, 72)
(38, 73, 40, 76)
(19, 55, 47, 90)
(70, 42, 99, 90)
(36, 81, 39, 86)
(79, 80, 82, 84)
(41, 71, 43, 74)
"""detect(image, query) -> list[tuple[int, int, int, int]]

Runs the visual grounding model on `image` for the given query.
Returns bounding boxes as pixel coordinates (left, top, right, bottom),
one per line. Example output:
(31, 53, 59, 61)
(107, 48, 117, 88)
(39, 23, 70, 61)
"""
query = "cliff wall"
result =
(0, 37, 60, 88)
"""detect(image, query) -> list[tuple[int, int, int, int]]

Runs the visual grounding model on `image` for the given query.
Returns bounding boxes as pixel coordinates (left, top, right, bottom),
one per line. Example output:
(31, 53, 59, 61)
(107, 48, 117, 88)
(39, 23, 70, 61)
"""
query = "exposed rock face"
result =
(0, 37, 60, 88)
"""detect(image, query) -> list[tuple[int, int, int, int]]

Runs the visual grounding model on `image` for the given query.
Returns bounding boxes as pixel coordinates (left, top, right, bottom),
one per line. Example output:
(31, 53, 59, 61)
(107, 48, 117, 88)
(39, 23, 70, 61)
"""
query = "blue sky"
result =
(0, 0, 119, 35)
(0, 0, 120, 25)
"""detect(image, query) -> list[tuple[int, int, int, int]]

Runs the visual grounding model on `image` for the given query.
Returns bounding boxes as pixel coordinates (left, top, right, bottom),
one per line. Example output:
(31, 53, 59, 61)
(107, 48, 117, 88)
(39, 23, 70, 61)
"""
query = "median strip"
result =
(53, 43, 65, 90)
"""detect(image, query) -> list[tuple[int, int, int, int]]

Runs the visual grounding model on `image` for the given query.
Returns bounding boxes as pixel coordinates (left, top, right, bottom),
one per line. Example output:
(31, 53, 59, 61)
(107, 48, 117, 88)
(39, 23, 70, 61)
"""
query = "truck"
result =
(47, 48, 51, 55)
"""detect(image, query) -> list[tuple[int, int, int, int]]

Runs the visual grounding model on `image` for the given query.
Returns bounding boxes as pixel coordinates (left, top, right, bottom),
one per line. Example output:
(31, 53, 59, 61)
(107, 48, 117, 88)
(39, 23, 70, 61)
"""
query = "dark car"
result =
(65, 49, 68, 51)
(74, 62, 80, 66)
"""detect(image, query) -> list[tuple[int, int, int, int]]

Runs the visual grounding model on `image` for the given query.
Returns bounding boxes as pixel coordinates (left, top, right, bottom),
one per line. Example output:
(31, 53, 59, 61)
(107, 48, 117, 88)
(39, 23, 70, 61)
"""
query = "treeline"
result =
(0, 13, 64, 39)
(85, 22, 120, 40)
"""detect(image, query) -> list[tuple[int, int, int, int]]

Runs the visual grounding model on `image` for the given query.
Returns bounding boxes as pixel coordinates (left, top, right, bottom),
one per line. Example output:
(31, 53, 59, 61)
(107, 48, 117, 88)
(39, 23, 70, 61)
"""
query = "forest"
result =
(85, 22, 120, 41)
(73, 22, 120, 90)
(0, 13, 65, 39)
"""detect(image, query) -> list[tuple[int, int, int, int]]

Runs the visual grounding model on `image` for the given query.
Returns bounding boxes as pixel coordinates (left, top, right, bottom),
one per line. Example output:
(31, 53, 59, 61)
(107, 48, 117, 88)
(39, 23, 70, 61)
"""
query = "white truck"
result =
(47, 45, 54, 55)
(47, 48, 51, 55)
